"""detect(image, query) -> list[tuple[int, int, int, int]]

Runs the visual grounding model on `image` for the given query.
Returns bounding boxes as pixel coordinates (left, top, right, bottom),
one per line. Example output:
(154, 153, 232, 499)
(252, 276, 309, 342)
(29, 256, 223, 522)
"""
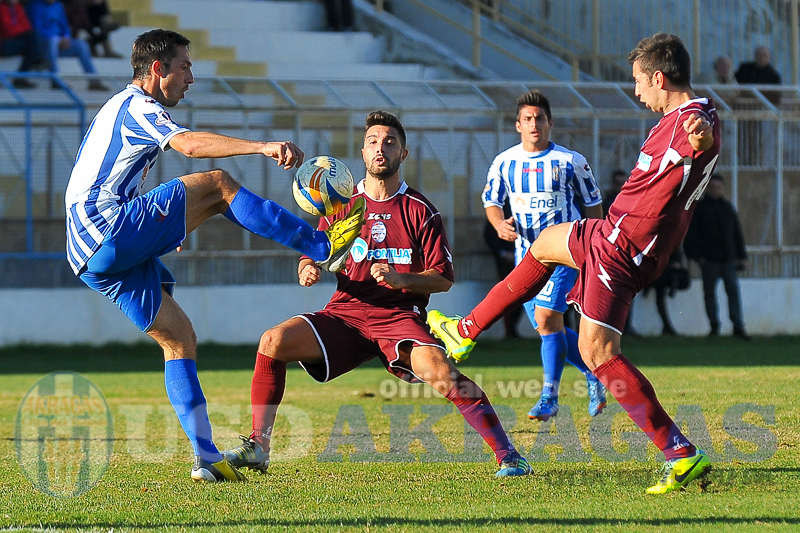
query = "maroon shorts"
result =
(296, 304, 444, 383)
(566, 219, 657, 334)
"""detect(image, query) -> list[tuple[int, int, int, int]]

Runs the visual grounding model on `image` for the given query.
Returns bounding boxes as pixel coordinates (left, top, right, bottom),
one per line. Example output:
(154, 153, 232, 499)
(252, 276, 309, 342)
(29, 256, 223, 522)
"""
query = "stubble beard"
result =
(367, 157, 401, 180)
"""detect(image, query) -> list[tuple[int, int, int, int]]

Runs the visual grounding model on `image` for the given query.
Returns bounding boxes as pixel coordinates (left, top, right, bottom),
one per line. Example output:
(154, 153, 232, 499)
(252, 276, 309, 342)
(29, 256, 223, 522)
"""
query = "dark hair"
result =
(628, 33, 691, 88)
(131, 29, 190, 81)
(364, 111, 406, 149)
(516, 90, 552, 121)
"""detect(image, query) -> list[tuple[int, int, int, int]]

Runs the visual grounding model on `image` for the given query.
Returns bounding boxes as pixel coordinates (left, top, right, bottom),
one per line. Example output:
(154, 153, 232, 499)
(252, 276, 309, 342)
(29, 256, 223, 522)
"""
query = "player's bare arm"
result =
(684, 113, 714, 152)
(169, 132, 304, 168)
(485, 205, 518, 242)
(298, 259, 321, 287)
(370, 264, 453, 294)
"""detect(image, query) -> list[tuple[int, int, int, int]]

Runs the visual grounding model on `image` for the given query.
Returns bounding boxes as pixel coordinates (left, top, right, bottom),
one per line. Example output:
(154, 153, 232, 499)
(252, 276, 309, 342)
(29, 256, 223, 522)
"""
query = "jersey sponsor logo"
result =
(367, 248, 412, 264)
(368, 213, 392, 220)
(371, 221, 387, 243)
(636, 152, 653, 172)
(349, 237, 368, 263)
(522, 167, 543, 173)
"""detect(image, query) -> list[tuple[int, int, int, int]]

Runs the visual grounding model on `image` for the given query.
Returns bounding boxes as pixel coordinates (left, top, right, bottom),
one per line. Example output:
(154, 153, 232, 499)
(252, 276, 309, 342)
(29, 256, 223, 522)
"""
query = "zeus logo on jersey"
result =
(368, 213, 392, 220)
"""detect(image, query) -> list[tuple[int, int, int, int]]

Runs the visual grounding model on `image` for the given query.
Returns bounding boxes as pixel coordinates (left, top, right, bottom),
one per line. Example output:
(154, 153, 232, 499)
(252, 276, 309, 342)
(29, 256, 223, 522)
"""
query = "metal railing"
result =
(374, 0, 800, 84)
(2, 75, 800, 286)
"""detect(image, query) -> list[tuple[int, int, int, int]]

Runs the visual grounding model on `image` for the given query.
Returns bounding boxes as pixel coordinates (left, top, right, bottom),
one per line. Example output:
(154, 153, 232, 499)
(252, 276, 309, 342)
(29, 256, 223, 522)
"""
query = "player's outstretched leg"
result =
(223, 186, 332, 261)
(646, 450, 711, 494)
(429, 253, 555, 360)
(426, 310, 476, 362)
(317, 196, 367, 273)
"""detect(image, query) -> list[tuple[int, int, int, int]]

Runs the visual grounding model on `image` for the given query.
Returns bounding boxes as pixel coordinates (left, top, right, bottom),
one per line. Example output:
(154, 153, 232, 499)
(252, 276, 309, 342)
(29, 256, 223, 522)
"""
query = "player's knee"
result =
(258, 327, 287, 359)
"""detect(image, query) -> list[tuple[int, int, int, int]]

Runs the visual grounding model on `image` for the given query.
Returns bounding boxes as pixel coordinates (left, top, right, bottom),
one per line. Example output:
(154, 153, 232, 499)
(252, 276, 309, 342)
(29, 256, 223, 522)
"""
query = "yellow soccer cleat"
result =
(426, 309, 476, 363)
(646, 450, 710, 494)
(191, 456, 247, 483)
(317, 197, 366, 273)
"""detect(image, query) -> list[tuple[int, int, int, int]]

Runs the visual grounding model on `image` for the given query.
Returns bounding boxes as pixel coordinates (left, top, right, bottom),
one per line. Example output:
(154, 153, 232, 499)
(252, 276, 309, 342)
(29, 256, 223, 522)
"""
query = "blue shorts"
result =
(523, 265, 578, 329)
(79, 178, 187, 332)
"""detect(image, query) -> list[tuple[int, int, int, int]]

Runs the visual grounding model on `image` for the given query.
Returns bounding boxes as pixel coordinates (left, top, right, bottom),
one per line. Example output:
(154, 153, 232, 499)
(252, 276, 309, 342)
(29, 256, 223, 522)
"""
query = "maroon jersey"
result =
(606, 97, 721, 275)
(317, 180, 455, 311)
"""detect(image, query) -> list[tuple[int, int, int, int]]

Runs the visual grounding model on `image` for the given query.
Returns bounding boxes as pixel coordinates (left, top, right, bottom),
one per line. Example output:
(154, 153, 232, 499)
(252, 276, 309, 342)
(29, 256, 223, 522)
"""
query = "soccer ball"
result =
(292, 156, 354, 217)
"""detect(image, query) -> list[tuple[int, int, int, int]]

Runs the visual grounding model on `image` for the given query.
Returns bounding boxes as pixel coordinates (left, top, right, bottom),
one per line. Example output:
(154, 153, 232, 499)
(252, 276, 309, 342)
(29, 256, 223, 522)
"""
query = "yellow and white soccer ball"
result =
(292, 156, 354, 217)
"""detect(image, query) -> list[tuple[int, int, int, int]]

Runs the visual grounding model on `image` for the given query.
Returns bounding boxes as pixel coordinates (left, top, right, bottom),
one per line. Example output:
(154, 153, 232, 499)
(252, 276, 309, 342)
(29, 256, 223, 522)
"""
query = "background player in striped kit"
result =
(482, 89, 606, 421)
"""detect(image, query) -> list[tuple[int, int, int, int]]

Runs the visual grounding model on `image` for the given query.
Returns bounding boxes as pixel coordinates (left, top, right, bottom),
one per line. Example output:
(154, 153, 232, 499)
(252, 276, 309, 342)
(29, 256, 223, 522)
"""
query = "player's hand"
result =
(494, 216, 518, 242)
(264, 141, 304, 170)
(684, 113, 713, 151)
(371, 263, 403, 289)
(299, 263, 321, 287)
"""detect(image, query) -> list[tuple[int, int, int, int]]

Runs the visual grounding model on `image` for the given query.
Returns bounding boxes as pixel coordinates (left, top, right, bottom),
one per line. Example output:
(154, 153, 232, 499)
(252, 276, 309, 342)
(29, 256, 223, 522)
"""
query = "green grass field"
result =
(2, 336, 799, 532)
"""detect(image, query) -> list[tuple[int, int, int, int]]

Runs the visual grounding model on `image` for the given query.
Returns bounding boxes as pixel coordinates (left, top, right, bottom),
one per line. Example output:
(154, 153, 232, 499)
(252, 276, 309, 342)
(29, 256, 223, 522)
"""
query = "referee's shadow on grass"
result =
(0, 336, 796, 374)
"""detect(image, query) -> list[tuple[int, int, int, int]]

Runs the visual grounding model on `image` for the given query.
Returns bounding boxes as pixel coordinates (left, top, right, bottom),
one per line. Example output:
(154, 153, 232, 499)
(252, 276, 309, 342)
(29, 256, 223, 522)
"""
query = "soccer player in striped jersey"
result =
(223, 111, 531, 477)
(482, 89, 606, 422)
(429, 33, 718, 494)
(64, 29, 365, 483)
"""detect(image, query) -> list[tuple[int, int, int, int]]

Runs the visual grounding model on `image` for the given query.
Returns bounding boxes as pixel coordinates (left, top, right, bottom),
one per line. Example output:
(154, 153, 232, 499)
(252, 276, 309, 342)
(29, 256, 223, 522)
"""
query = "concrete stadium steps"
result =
(106, 0, 435, 81)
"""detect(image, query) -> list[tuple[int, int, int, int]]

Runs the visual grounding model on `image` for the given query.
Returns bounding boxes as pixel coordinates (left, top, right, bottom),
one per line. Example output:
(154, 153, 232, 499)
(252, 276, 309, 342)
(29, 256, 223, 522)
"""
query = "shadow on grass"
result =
(0, 335, 798, 374)
(33, 516, 800, 530)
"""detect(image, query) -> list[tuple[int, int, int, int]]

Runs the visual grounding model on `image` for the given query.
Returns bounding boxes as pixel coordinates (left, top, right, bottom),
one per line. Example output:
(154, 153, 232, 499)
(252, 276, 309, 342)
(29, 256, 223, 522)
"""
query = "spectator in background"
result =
(483, 201, 523, 339)
(324, 0, 353, 31)
(642, 245, 690, 336)
(684, 174, 750, 340)
(603, 169, 639, 337)
(696, 55, 736, 84)
(735, 45, 781, 104)
(0, 0, 43, 89)
(62, 0, 121, 58)
(26, 0, 109, 90)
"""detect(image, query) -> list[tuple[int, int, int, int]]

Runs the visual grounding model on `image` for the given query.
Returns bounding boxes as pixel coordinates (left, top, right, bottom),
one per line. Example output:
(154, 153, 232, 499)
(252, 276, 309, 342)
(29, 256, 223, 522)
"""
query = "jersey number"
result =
(684, 155, 719, 211)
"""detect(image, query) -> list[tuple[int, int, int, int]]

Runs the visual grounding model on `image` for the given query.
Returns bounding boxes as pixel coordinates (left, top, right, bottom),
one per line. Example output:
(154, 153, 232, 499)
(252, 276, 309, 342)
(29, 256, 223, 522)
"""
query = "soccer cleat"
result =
(426, 310, 476, 363)
(645, 450, 711, 494)
(317, 196, 366, 273)
(587, 375, 607, 417)
(221, 435, 270, 475)
(495, 454, 532, 477)
(190, 455, 247, 483)
(527, 395, 559, 421)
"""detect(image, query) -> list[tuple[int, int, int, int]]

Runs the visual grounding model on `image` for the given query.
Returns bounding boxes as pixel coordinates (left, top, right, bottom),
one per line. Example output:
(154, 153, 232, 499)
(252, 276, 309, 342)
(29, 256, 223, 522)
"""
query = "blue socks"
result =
(165, 359, 223, 463)
(564, 327, 593, 374)
(541, 327, 597, 398)
(540, 331, 567, 398)
(223, 187, 330, 261)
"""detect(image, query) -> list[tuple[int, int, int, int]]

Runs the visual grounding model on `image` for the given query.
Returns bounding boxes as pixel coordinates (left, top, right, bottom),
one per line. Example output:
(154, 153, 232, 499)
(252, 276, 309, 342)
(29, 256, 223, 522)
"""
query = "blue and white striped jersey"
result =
(482, 141, 602, 262)
(65, 84, 189, 274)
